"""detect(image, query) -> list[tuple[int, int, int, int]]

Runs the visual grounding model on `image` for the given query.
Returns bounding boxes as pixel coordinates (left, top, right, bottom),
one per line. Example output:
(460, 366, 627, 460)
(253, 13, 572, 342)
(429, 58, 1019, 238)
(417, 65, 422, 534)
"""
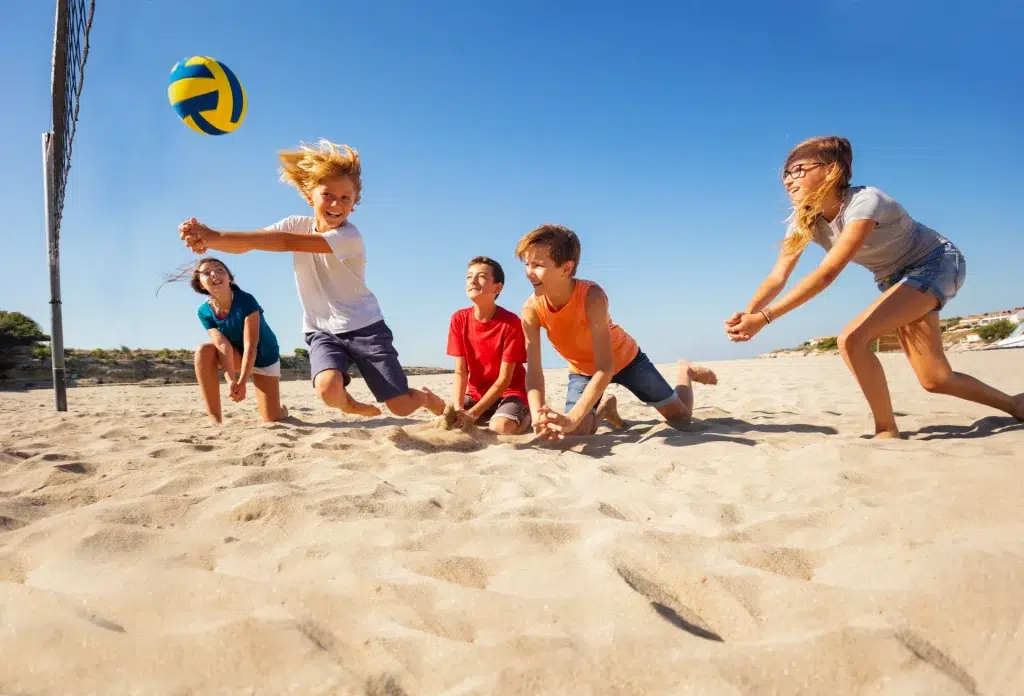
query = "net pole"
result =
(42, 132, 67, 411)
(44, 0, 69, 411)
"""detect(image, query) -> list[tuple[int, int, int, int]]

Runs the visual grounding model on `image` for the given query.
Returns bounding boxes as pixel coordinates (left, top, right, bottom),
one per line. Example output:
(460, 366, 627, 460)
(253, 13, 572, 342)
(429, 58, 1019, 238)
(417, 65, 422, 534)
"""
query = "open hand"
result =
(725, 312, 768, 342)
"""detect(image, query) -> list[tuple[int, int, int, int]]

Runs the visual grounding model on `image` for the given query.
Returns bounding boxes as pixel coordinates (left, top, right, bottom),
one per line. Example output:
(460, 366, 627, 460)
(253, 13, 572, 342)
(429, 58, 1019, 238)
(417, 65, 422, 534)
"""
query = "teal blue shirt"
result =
(197, 288, 280, 368)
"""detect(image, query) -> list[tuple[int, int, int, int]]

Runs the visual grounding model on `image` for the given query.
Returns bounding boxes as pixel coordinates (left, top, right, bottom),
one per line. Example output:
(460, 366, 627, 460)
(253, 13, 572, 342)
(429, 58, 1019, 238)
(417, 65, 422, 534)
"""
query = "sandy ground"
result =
(1, 351, 1022, 695)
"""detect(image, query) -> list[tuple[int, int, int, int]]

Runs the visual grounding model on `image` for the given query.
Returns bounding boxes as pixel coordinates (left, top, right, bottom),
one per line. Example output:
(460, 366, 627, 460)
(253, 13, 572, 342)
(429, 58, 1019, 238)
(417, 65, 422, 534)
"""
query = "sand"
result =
(1, 351, 1022, 695)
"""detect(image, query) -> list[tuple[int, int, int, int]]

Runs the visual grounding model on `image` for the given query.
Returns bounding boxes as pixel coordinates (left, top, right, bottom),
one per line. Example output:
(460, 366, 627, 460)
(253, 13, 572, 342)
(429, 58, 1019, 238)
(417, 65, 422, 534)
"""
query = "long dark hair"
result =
(157, 256, 240, 296)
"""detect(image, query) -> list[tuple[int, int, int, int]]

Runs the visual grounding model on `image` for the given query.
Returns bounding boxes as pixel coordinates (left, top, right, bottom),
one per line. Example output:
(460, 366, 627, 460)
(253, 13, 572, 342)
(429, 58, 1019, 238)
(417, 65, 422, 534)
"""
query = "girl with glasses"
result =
(725, 136, 1022, 438)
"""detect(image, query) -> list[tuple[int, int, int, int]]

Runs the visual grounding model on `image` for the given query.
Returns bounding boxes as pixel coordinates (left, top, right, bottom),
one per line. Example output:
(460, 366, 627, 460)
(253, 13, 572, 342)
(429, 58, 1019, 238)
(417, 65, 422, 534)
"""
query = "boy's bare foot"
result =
(421, 387, 446, 416)
(678, 360, 718, 385)
(596, 394, 624, 429)
(207, 415, 222, 426)
(341, 396, 382, 418)
(278, 405, 289, 421)
(872, 428, 902, 440)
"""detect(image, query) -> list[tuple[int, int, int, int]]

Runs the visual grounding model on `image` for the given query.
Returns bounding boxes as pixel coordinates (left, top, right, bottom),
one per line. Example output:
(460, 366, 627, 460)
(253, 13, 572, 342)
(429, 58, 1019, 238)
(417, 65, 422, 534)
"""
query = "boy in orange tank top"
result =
(516, 224, 718, 440)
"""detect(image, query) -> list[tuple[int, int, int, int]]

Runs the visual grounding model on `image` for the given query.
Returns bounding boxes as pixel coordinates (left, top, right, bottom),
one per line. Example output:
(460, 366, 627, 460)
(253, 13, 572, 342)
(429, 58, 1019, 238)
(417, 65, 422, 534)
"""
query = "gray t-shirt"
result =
(791, 186, 944, 281)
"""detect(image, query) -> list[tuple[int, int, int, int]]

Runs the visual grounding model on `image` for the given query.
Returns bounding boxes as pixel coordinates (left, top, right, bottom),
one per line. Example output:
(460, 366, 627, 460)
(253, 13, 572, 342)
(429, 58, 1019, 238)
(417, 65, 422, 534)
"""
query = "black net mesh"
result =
(50, 0, 96, 238)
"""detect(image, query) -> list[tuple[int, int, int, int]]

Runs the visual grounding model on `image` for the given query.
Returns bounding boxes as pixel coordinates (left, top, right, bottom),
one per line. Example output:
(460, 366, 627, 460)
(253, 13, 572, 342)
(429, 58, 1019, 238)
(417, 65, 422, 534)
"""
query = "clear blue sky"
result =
(3, 1, 1021, 367)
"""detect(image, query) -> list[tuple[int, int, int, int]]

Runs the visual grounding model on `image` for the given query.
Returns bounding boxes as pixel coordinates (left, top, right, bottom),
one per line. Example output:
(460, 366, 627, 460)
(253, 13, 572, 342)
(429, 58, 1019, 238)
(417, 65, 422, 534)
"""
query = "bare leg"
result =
(655, 360, 717, 428)
(490, 415, 533, 435)
(560, 394, 621, 436)
(252, 374, 288, 423)
(386, 387, 446, 417)
(896, 311, 1023, 419)
(194, 343, 223, 425)
(314, 369, 382, 417)
(840, 283, 957, 439)
(596, 394, 624, 428)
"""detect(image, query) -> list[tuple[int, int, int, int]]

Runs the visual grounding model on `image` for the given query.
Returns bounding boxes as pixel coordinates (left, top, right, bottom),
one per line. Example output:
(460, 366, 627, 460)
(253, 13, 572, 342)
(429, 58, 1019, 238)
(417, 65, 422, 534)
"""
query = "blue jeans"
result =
(876, 240, 966, 310)
(565, 349, 677, 412)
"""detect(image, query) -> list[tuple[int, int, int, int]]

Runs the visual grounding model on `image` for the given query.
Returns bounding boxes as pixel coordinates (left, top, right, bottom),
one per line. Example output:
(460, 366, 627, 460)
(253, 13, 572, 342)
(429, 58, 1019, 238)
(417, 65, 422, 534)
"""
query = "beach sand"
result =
(1, 351, 1022, 695)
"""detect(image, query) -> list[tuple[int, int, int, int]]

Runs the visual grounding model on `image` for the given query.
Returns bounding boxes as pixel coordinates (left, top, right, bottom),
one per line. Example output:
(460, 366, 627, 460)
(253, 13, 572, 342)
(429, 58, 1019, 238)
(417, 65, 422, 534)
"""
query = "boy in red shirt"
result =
(446, 256, 532, 435)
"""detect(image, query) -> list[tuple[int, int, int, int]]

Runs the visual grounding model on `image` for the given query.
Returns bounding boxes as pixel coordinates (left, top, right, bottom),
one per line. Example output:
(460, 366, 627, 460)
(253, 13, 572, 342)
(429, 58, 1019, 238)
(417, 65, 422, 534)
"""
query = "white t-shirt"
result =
(790, 186, 944, 281)
(266, 215, 384, 335)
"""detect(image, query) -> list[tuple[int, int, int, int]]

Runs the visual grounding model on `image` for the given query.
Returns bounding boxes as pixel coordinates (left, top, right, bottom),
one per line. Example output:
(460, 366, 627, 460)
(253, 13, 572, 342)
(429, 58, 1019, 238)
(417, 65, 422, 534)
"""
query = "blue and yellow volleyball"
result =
(167, 56, 247, 135)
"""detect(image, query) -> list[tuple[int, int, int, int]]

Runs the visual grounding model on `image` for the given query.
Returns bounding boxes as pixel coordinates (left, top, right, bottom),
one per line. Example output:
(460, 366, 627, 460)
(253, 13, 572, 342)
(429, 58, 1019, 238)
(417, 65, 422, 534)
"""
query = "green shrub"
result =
(976, 320, 1015, 344)
(816, 336, 839, 351)
(294, 348, 309, 359)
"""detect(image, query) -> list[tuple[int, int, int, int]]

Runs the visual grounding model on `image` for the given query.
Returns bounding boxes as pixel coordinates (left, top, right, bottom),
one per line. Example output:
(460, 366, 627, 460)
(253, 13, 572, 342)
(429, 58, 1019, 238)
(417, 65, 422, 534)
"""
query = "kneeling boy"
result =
(446, 256, 532, 435)
(516, 224, 717, 440)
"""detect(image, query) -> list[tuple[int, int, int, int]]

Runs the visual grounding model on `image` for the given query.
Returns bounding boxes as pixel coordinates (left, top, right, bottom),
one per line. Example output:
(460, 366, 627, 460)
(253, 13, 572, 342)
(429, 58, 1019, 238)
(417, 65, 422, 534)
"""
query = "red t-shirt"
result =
(446, 306, 528, 402)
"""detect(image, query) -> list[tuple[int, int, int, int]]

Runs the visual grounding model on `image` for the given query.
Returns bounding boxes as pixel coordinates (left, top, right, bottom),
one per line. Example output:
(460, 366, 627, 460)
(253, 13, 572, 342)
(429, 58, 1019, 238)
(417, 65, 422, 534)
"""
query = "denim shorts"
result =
(876, 240, 966, 310)
(565, 349, 677, 413)
(304, 320, 410, 403)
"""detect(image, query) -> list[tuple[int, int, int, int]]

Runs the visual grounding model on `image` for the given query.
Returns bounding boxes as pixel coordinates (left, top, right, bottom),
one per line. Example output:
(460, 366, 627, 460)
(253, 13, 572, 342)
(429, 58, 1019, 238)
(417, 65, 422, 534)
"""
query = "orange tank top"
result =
(528, 279, 639, 375)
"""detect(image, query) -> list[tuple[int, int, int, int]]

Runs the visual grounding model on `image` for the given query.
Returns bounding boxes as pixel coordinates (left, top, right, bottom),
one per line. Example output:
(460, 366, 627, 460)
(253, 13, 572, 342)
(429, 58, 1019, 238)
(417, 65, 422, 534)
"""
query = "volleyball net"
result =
(42, 0, 96, 411)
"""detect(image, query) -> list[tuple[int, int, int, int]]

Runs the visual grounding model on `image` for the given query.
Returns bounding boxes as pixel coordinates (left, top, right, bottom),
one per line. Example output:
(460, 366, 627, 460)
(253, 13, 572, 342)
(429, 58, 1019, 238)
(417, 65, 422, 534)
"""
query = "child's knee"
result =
(657, 397, 690, 423)
(314, 370, 346, 402)
(489, 418, 519, 435)
(195, 343, 218, 363)
(385, 392, 419, 417)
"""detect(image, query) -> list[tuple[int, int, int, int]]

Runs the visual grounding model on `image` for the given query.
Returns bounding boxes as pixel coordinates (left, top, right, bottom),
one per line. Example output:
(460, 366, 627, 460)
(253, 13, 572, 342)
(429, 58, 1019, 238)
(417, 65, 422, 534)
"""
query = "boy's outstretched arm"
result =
(179, 218, 331, 254)
(521, 302, 546, 423)
(565, 285, 615, 426)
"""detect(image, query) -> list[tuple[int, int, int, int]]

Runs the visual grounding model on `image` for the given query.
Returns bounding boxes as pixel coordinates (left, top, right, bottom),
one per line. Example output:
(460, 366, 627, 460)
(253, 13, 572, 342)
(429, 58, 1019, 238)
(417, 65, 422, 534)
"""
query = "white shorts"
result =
(251, 361, 281, 379)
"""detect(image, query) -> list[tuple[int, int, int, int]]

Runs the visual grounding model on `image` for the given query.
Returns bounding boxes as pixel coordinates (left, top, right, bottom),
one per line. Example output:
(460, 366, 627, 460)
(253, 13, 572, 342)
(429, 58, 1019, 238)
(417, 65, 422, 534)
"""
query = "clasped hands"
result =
(179, 217, 212, 254)
(724, 311, 769, 342)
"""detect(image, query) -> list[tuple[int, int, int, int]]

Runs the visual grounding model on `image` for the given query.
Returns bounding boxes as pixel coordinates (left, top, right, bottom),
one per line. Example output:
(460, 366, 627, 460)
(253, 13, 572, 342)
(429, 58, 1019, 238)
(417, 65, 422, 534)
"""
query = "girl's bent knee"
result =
(919, 369, 953, 394)
(195, 343, 218, 360)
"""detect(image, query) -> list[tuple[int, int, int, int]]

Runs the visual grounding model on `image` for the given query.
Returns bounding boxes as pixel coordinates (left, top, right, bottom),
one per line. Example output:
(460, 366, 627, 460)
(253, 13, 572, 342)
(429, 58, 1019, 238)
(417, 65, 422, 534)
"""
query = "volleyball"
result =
(167, 56, 247, 135)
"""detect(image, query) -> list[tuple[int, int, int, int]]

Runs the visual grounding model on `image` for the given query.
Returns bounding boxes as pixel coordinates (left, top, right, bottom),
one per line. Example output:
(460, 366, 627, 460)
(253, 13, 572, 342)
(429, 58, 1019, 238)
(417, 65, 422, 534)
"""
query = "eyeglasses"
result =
(782, 162, 824, 181)
(199, 268, 227, 278)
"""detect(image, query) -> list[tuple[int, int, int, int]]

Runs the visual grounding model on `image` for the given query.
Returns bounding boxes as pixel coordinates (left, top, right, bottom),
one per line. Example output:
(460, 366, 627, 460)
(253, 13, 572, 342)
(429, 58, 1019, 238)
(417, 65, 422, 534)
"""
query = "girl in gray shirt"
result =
(725, 136, 1022, 438)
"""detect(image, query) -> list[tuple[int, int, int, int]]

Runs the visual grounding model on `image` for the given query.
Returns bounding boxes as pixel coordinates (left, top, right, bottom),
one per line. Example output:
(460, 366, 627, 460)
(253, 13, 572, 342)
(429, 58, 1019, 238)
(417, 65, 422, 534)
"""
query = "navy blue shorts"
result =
(565, 349, 677, 413)
(305, 320, 410, 403)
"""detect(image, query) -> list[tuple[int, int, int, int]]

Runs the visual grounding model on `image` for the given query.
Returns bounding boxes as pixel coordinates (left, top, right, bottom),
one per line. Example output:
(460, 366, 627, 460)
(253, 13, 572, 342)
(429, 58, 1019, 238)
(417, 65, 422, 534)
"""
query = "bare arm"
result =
(237, 311, 261, 384)
(521, 302, 547, 418)
(564, 285, 615, 426)
(766, 219, 875, 320)
(466, 361, 516, 422)
(451, 356, 469, 408)
(206, 328, 237, 381)
(728, 219, 877, 341)
(180, 219, 332, 254)
(744, 247, 803, 313)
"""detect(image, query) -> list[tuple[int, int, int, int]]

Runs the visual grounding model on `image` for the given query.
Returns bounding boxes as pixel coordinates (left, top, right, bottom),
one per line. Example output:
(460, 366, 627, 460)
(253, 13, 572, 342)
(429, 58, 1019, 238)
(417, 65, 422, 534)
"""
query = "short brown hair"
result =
(514, 224, 581, 276)
(468, 256, 504, 286)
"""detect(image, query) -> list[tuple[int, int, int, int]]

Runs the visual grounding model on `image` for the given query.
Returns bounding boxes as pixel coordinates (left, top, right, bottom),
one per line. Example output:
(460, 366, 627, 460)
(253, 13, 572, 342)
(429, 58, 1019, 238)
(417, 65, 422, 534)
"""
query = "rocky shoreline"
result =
(0, 347, 452, 391)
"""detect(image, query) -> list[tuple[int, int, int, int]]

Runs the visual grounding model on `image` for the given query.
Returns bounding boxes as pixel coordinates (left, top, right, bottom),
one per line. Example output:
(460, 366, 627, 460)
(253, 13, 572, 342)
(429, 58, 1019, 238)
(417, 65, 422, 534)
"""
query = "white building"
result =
(978, 313, 1020, 326)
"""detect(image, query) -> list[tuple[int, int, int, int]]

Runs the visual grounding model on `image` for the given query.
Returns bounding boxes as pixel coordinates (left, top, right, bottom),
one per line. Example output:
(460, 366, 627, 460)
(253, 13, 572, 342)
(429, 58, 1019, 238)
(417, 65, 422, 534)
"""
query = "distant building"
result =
(979, 314, 1018, 326)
